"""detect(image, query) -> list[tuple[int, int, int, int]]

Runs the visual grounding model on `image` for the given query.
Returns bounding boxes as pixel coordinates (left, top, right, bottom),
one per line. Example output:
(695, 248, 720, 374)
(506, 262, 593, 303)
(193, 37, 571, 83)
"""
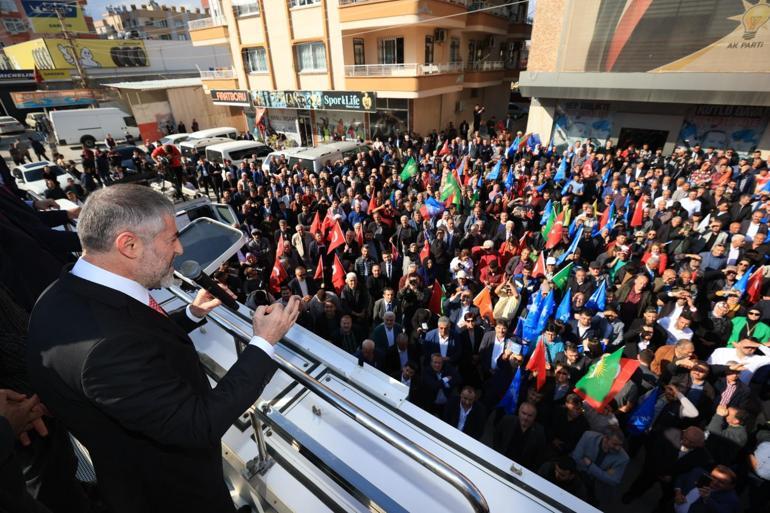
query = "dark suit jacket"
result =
(287, 276, 319, 297)
(370, 322, 404, 352)
(371, 297, 401, 325)
(442, 396, 488, 440)
(383, 342, 421, 378)
(421, 328, 463, 367)
(27, 270, 278, 513)
(418, 365, 461, 410)
(585, 0, 741, 72)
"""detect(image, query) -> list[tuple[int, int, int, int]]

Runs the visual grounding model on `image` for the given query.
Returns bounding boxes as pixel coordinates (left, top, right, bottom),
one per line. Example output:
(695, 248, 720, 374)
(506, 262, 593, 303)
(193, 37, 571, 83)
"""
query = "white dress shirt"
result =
(71, 258, 274, 358)
(297, 279, 309, 297)
(385, 327, 395, 347)
(438, 336, 449, 357)
(490, 337, 505, 370)
(457, 405, 472, 431)
(708, 346, 770, 383)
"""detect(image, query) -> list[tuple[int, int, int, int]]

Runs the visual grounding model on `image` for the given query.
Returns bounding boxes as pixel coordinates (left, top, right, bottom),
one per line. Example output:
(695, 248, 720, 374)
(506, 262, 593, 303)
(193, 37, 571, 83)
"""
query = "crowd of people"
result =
(2, 105, 770, 512)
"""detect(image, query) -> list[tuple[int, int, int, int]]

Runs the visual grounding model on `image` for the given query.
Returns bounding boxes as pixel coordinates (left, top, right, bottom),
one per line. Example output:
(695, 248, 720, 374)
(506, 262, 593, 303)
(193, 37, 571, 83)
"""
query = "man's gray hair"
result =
(438, 316, 451, 326)
(78, 184, 174, 253)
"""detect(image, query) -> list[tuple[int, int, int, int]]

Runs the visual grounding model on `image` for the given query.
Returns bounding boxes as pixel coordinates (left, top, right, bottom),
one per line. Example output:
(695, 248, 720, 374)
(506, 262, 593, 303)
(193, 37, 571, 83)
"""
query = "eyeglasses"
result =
(749, 312, 761, 317)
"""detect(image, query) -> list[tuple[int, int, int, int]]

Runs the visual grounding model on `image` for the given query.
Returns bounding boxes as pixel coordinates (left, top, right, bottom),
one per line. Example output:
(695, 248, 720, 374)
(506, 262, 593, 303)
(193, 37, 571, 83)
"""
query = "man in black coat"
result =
(442, 386, 488, 440)
(492, 401, 547, 471)
(26, 185, 300, 513)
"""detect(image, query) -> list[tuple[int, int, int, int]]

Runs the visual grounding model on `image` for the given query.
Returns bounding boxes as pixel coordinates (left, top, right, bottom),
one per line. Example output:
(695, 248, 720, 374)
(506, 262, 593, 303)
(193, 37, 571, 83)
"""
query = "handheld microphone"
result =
(178, 260, 239, 310)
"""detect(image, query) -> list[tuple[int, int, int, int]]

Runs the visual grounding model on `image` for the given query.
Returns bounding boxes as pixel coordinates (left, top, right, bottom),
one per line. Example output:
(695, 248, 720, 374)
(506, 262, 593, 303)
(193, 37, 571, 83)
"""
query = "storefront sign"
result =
(252, 90, 376, 112)
(210, 89, 251, 107)
(22, 1, 89, 34)
(10, 89, 96, 109)
(4, 38, 149, 70)
(0, 70, 34, 81)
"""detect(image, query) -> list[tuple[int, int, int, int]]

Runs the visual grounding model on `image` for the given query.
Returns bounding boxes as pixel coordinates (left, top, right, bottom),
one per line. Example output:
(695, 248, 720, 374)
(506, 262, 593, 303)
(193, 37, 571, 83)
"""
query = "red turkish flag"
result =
(314, 255, 324, 281)
(747, 266, 765, 304)
(526, 337, 548, 391)
(310, 211, 322, 235)
(532, 251, 546, 278)
(331, 253, 346, 293)
(438, 140, 451, 156)
(545, 211, 564, 249)
(327, 221, 345, 254)
(355, 223, 364, 247)
(321, 213, 335, 237)
(390, 241, 399, 261)
(419, 239, 431, 263)
(428, 279, 443, 315)
(630, 195, 646, 228)
(367, 195, 378, 215)
(276, 233, 285, 257)
(269, 257, 288, 293)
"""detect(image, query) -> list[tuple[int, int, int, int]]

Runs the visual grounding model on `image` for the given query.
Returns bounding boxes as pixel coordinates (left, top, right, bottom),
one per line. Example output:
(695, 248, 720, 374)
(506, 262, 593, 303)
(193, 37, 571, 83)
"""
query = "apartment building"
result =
(188, 0, 531, 146)
(95, 2, 210, 41)
(519, 0, 770, 157)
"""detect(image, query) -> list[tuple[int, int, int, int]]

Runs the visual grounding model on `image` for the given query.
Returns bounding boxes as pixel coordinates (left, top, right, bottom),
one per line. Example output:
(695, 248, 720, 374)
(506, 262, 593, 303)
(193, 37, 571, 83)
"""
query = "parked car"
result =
(0, 115, 25, 134)
(11, 161, 78, 199)
(158, 133, 190, 146)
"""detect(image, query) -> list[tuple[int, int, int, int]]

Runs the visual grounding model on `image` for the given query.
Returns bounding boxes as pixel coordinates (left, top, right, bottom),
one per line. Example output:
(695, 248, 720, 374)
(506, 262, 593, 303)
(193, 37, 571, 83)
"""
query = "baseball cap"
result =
(546, 257, 557, 266)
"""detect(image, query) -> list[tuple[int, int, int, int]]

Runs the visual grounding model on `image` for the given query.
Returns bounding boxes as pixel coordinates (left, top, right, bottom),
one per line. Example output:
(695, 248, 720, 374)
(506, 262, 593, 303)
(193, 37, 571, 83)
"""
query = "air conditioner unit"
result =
(434, 29, 447, 43)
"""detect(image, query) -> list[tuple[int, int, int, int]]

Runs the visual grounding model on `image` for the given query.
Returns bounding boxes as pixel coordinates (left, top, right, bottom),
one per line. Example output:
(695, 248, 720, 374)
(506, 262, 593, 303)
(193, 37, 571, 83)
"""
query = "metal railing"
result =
(187, 16, 227, 31)
(168, 284, 490, 513)
(344, 62, 464, 77)
(199, 68, 237, 80)
(465, 60, 504, 71)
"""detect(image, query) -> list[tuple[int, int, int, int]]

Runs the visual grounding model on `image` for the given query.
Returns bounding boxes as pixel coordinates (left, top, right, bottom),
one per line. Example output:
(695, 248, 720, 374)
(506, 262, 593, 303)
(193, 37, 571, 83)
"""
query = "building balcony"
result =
(344, 62, 465, 96)
(464, 60, 506, 86)
(188, 16, 230, 46)
(198, 68, 239, 90)
(339, 0, 468, 30)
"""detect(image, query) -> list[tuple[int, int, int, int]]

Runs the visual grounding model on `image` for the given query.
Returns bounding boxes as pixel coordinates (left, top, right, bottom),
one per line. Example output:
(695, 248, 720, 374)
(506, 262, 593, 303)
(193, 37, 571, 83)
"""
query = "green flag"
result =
(399, 157, 418, 181)
(552, 262, 573, 290)
(609, 259, 627, 281)
(541, 209, 555, 239)
(574, 347, 638, 409)
(441, 172, 462, 206)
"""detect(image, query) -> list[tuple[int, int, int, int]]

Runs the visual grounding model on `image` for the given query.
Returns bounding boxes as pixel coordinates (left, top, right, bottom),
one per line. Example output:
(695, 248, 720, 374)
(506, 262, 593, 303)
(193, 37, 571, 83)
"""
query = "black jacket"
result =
(27, 270, 278, 513)
(442, 396, 488, 440)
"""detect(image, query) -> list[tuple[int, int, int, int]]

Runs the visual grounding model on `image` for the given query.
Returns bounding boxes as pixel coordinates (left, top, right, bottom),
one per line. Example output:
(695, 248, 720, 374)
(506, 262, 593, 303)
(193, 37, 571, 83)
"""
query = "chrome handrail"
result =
(168, 285, 490, 513)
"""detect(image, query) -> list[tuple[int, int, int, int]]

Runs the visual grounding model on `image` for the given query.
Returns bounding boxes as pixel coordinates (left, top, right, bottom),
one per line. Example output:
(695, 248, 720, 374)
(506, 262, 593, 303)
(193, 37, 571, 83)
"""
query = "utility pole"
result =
(55, 7, 98, 107)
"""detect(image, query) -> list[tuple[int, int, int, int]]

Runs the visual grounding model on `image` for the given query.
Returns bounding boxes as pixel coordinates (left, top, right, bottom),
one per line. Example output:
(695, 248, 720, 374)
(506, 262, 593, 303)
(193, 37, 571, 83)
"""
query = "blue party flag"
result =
(536, 182, 548, 193)
(585, 280, 607, 311)
(554, 157, 568, 182)
(762, 180, 770, 193)
(535, 291, 556, 334)
(567, 217, 578, 239)
(623, 194, 631, 223)
(487, 159, 502, 181)
(456, 156, 466, 177)
(477, 173, 483, 188)
(522, 292, 546, 342)
(561, 179, 574, 195)
(602, 166, 612, 184)
(497, 367, 522, 415)
(627, 388, 660, 436)
(540, 199, 553, 226)
(506, 139, 517, 158)
(556, 288, 572, 322)
(527, 133, 541, 150)
(733, 265, 755, 294)
(557, 225, 583, 266)
(504, 168, 515, 191)
(513, 317, 524, 339)
(420, 197, 446, 218)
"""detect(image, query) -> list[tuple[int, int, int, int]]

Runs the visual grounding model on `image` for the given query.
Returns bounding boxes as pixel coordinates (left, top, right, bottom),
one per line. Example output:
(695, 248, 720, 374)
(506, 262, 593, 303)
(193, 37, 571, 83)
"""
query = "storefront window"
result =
(316, 111, 366, 143)
(370, 110, 408, 140)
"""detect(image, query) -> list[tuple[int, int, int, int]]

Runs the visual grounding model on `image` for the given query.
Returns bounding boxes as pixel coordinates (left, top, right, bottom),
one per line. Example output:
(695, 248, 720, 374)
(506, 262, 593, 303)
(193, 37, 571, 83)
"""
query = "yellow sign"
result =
(3, 38, 149, 70)
(38, 69, 71, 81)
(22, 1, 88, 34)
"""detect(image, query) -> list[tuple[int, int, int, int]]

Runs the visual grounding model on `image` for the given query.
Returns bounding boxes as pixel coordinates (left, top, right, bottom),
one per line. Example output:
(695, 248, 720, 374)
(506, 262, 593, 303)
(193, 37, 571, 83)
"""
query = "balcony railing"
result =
(465, 60, 504, 71)
(344, 62, 464, 76)
(199, 68, 237, 80)
(187, 16, 227, 31)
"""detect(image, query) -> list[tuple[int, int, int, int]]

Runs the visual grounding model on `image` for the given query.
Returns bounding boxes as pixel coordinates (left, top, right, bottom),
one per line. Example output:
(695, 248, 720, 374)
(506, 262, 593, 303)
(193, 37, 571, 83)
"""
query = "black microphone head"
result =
(179, 260, 202, 280)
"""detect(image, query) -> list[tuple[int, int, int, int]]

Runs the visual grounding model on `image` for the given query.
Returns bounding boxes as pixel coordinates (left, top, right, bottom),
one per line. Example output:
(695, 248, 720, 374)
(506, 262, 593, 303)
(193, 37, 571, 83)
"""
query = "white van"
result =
(186, 126, 238, 141)
(262, 142, 371, 174)
(179, 136, 232, 158)
(321, 141, 371, 159)
(49, 108, 140, 147)
(205, 140, 273, 166)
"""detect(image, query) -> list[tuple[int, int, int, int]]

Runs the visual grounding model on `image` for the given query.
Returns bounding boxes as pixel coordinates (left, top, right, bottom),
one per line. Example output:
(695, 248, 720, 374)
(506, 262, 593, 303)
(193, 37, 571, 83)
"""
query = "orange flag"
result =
(473, 287, 493, 321)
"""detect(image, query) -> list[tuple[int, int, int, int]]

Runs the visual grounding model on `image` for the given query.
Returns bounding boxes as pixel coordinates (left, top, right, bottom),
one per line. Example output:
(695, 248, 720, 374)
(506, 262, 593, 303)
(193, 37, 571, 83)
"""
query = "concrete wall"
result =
(166, 86, 246, 132)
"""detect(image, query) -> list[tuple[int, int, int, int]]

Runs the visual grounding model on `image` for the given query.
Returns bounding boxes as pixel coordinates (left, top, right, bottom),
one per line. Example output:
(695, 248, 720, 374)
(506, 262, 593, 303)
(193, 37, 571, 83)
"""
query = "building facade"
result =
(519, 0, 770, 157)
(0, 0, 96, 51)
(188, 0, 531, 146)
(94, 2, 209, 41)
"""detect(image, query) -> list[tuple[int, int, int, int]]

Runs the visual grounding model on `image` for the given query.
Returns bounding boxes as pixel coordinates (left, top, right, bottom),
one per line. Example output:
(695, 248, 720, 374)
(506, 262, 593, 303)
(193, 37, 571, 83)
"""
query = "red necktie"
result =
(148, 296, 167, 317)
(604, 0, 653, 72)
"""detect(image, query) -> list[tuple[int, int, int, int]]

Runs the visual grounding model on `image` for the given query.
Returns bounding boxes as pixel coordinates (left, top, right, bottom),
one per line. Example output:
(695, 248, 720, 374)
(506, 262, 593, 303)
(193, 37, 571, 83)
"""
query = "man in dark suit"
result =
(442, 386, 488, 440)
(584, 0, 742, 72)
(370, 311, 404, 352)
(371, 287, 401, 325)
(492, 401, 547, 471)
(384, 332, 421, 379)
(421, 316, 463, 367)
(380, 250, 402, 289)
(287, 265, 319, 298)
(565, 309, 601, 346)
(419, 353, 461, 415)
(26, 185, 300, 513)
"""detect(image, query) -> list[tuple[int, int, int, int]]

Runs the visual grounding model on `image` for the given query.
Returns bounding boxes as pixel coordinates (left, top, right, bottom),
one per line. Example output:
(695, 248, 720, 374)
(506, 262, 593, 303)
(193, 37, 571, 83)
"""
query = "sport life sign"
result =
(210, 89, 251, 107)
(252, 90, 376, 113)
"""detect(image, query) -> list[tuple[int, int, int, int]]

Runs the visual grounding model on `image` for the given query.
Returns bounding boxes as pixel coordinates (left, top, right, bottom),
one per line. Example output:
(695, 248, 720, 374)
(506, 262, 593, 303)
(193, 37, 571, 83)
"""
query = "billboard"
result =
(10, 89, 96, 109)
(552, 101, 612, 151)
(559, 0, 770, 72)
(677, 105, 770, 156)
(22, 0, 89, 34)
(252, 90, 376, 112)
(3, 39, 149, 70)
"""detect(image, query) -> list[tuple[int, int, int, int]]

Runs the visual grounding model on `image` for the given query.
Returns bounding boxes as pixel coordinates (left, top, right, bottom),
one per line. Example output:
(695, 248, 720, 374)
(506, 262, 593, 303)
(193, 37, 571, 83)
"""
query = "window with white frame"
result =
(289, 0, 320, 7)
(243, 47, 268, 73)
(295, 42, 326, 72)
(378, 37, 404, 65)
(232, 0, 259, 17)
(0, 0, 18, 12)
(2, 18, 28, 34)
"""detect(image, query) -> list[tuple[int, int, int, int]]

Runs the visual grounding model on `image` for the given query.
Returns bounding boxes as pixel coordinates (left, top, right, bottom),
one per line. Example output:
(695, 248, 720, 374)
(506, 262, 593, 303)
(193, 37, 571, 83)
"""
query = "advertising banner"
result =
(252, 90, 376, 112)
(22, 0, 89, 34)
(559, 0, 770, 73)
(3, 39, 149, 70)
(10, 89, 96, 109)
(676, 105, 770, 157)
(551, 101, 613, 151)
(0, 70, 34, 81)
(210, 89, 251, 107)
